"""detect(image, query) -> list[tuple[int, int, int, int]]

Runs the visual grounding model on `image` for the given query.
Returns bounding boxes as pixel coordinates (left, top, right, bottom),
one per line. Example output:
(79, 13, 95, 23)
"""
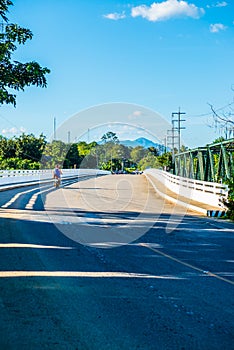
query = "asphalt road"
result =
(0, 174, 233, 349)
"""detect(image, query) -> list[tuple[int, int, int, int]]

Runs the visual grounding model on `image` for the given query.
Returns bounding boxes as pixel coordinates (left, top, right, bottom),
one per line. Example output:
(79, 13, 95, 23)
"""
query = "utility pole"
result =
(53, 117, 56, 140)
(164, 136, 167, 154)
(68, 131, 71, 143)
(168, 108, 186, 175)
(166, 128, 179, 163)
(172, 107, 186, 153)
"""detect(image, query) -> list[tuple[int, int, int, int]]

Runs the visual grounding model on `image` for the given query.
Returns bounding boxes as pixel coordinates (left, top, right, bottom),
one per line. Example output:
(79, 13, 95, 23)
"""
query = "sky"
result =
(0, 0, 234, 148)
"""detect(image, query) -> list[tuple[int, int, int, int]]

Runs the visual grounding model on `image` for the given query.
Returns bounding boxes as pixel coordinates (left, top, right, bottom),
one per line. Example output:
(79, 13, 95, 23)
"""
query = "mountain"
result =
(120, 137, 164, 151)
(97, 137, 168, 153)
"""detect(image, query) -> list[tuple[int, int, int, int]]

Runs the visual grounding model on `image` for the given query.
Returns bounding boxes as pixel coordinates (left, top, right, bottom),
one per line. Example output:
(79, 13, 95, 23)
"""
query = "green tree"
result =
(137, 151, 172, 171)
(180, 145, 188, 153)
(0, 133, 46, 169)
(15, 133, 46, 161)
(148, 146, 159, 156)
(111, 144, 130, 160)
(42, 140, 69, 168)
(0, 135, 16, 158)
(98, 143, 131, 171)
(0, 158, 40, 170)
(77, 141, 97, 157)
(101, 131, 119, 144)
(221, 178, 234, 220)
(63, 143, 81, 168)
(156, 152, 172, 169)
(130, 146, 148, 164)
(42, 141, 85, 169)
(211, 137, 225, 145)
(138, 153, 158, 170)
(0, 0, 50, 106)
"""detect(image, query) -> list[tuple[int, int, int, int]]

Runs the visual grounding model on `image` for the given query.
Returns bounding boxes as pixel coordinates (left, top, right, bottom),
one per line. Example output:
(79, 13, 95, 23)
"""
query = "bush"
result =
(222, 178, 234, 220)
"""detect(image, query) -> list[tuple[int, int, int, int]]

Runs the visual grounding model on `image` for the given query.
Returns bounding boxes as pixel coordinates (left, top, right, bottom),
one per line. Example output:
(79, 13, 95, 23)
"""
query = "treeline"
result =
(0, 132, 172, 171)
(0, 134, 46, 170)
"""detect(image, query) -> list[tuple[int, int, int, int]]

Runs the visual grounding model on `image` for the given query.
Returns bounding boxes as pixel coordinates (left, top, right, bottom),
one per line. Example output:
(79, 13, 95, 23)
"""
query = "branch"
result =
(0, 0, 13, 22)
(208, 103, 234, 126)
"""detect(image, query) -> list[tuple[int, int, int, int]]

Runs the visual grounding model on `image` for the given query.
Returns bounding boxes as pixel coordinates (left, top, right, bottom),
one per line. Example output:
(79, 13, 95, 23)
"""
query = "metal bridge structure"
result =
(174, 138, 234, 182)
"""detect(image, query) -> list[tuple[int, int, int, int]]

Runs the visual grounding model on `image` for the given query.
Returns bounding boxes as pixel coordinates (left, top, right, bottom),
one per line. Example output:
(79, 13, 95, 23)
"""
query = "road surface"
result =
(0, 174, 233, 349)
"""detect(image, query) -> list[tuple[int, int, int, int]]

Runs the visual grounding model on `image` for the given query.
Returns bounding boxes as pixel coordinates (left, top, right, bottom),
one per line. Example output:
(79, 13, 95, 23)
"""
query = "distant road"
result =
(0, 174, 233, 349)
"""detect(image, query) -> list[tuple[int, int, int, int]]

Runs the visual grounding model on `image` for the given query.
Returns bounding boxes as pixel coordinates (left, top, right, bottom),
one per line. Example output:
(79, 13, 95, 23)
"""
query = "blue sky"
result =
(0, 0, 234, 148)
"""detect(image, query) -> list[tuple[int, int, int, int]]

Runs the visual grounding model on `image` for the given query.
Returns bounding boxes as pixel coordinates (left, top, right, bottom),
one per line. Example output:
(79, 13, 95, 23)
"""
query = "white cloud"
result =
(103, 12, 126, 20)
(131, 0, 205, 22)
(19, 126, 26, 133)
(133, 110, 142, 116)
(209, 23, 227, 33)
(127, 110, 144, 120)
(2, 126, 26, 135)
(215, 1, 228, 7)
(207, 1, 228, 8)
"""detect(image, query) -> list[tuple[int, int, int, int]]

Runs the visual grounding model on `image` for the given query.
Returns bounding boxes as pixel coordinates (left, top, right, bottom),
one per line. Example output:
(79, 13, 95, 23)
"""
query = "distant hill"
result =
(97, 137, 168, 153)
(120, 137, 165, 152)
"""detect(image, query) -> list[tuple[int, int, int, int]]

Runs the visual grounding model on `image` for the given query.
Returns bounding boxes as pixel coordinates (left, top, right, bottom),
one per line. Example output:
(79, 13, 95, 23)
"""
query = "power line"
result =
(190, 101, 234, 118)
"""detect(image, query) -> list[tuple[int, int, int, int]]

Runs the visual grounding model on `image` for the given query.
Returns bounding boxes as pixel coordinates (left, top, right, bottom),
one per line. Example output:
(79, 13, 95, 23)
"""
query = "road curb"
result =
(207, 210, 226, 218)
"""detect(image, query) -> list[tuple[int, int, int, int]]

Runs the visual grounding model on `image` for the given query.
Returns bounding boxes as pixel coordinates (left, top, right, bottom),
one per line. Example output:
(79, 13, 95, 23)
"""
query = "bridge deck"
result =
(0, 173, 233, 349)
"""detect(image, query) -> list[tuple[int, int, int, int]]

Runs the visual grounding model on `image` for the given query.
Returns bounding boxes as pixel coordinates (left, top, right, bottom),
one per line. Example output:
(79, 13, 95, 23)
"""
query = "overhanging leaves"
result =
(0, 0, 50, 106)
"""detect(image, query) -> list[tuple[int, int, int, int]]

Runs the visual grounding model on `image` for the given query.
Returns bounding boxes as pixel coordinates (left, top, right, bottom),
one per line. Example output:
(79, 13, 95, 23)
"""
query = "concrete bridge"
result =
(0, 167, 228, 215)
(0, 169, 233, 349)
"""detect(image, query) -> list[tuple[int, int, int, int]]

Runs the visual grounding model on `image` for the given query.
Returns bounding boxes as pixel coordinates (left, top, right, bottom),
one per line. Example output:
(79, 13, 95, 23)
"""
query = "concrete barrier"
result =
(0, 169, 110, 188)
(144, 169, 228, 209)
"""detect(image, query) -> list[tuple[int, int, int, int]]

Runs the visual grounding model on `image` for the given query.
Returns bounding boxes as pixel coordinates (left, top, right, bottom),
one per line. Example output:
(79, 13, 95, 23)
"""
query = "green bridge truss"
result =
(174, 138, 234, 182)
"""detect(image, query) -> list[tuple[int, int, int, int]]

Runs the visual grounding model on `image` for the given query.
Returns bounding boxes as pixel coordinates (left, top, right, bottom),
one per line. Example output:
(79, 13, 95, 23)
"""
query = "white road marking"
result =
(140, 243, 234, 286)
(0, 270, 184, 279)
(1, 179, 75, 210)
(1, 184, 50, 209)
(25, 186, 54, 209)
(0, 243, 75, 249)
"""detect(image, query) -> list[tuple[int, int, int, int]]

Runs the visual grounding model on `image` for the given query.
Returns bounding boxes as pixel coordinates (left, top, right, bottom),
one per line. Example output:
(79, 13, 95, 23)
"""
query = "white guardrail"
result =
(0, 169, 110, 186)
(145, 169, 229, 209)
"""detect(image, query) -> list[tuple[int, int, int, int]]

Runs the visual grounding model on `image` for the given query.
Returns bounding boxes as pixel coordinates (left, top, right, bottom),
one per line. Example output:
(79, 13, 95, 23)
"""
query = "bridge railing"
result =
(0, 169, 110, 186)
(145, 169, 228, 209)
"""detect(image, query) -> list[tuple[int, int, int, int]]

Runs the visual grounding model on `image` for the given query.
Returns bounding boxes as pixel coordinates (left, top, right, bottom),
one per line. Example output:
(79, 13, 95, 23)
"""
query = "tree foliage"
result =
(41, 141, 98, 169)
(148, 146, 159, 157)
(130, 146, 148, 164)
(101, 131, 119, 144)
(15, 133, 46, 161)
(42, 140, 70, 168)
(0, 0, 50, 106)
(0, 130, 172, 171)
(0, 133, 46, 169)
(221, 179, 234, 221)
(77, 141, 97, 157)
